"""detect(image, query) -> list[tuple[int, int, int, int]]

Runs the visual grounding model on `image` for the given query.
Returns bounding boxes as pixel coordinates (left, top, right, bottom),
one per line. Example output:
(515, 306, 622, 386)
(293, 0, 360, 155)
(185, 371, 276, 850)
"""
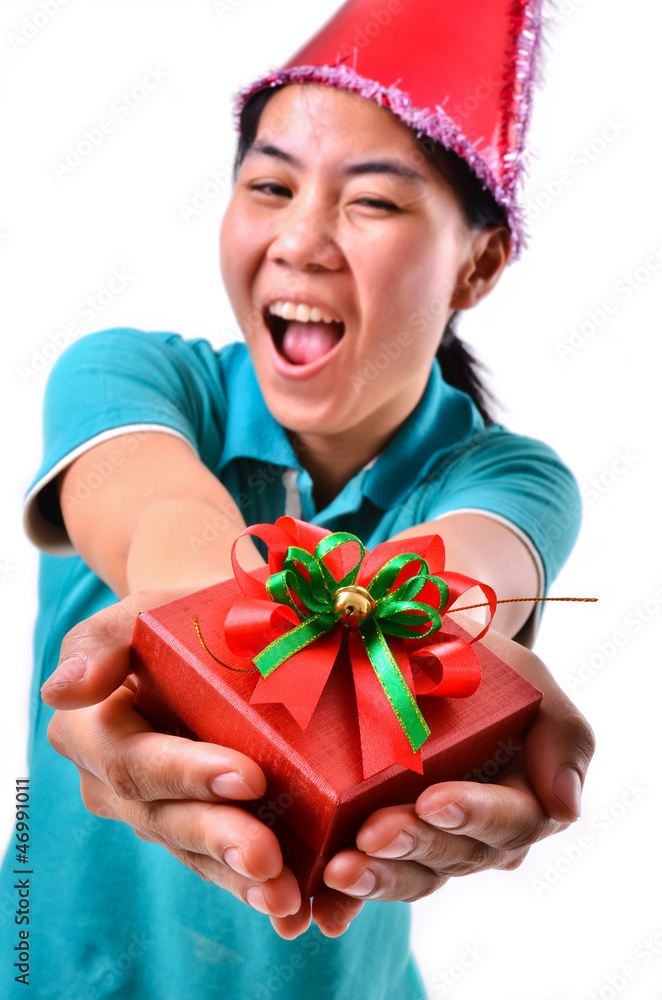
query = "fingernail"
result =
(421, 802, 465, 829)
(319, 898, 364, 937)
(246, 885, 271, 914)
(211, 772, 259, 799)
(42, 657, 87, 688)
(320, 917, 353, 938)
(553, 767, 582, 817)
(343, 868, 376, 897)
(369, 830, 414, 859)
(224, 847, 254, 880)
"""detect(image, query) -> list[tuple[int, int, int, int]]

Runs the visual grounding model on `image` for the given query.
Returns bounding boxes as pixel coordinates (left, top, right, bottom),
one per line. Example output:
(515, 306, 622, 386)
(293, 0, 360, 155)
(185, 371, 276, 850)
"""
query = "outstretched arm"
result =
(43, 430, 594, 941)
(390, 511, 541, 639)
(44, 431, 303, 923)
(291, 516, 595, 939)
(57, 430, 266, 597)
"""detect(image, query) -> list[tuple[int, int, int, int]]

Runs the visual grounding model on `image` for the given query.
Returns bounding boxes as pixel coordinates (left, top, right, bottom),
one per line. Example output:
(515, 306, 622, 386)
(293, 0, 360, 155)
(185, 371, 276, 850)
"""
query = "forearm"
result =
(390, 513, 540, 640)
(57, 433, 268, 598)
(442, 541, 525, 637)
(124, 497, 266, 598)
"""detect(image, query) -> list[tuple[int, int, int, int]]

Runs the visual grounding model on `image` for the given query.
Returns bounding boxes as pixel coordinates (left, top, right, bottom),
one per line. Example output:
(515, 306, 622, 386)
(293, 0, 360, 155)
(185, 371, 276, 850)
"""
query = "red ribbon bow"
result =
(221, 517, 496, 778)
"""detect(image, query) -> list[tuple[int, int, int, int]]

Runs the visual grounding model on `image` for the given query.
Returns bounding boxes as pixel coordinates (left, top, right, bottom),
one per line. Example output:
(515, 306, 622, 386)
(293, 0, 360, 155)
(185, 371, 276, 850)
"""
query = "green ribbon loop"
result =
(255, 531, 448, 752)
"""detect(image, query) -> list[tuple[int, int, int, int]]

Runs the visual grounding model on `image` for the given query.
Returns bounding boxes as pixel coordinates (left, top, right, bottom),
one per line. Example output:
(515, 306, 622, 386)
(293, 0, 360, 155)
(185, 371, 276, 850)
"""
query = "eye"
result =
(354, 197, 401, 213)
(250, 182, 292, 198)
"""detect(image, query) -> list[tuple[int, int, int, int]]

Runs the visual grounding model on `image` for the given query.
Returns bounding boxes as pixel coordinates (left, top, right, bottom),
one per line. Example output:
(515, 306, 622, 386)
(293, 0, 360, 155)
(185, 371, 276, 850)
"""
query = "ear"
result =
(451, 226, 511, 310)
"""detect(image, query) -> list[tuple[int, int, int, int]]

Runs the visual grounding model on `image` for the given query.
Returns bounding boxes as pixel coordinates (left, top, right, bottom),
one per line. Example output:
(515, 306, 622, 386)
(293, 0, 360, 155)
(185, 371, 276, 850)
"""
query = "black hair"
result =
(235, 85, 509, 424)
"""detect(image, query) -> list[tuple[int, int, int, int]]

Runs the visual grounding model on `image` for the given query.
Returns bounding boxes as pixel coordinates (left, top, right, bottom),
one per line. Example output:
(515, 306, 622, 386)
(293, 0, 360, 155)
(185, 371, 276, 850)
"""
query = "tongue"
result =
(281, 321, 343, 365)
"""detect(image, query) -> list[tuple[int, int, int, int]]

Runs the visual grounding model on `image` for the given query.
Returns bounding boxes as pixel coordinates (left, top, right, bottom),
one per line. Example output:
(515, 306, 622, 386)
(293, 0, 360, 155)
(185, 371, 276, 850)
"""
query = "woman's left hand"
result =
(269, 623, 596, 939)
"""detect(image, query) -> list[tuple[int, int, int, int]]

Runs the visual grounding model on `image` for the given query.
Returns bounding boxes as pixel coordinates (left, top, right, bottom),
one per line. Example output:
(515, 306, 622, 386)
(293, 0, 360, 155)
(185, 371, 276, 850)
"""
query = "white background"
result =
(1, 1, 661, 998)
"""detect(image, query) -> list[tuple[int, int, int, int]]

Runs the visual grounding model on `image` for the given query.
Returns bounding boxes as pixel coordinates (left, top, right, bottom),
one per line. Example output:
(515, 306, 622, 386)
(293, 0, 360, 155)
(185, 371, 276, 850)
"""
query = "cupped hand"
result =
(271, 620, 595, 939)
(41, 587, 302, 929)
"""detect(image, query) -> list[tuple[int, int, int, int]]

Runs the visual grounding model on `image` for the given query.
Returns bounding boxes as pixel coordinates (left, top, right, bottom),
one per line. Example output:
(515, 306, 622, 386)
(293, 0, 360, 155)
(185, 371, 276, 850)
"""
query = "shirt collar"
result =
(220, 344, 303, 471)
(362, 359, 484, 508)
(220, 343, 484, 507)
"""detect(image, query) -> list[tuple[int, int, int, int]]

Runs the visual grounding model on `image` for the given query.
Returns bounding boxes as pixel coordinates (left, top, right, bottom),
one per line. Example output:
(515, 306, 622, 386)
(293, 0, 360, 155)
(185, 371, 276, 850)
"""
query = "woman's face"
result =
(220, 84, 486, 450)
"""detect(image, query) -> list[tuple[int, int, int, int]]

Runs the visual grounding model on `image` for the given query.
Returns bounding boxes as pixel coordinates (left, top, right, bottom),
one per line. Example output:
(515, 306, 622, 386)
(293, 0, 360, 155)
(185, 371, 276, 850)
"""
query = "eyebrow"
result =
(345, 160, 426, 183)
(247, 141, 427, 183)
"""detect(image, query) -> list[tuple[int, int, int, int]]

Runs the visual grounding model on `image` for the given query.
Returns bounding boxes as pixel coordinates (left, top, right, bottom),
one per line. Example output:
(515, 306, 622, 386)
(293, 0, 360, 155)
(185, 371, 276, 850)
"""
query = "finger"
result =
(269, 898, 313, 940)
(132, 799, 286, 881)
(41, 585, 195, 709)
(48, 686, 267, 803)
(356, 802, 502, 875)
(77, 768, 301, 915)
(520, 700, 596, 823)
(359, 785, 550, 857)
(159, 845, 301, 918)
(475, 626, 596, 823)
(413, 779, 559, 852)
(355, 788, 548, 877)
(311, 888, 366, 937)
(323, 848, 442, 903)
(79, 767, 281, 877)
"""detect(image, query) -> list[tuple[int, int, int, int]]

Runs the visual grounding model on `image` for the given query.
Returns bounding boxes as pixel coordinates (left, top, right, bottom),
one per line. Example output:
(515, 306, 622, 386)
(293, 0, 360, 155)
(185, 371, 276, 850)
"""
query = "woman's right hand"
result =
(41, 587, 305, 932)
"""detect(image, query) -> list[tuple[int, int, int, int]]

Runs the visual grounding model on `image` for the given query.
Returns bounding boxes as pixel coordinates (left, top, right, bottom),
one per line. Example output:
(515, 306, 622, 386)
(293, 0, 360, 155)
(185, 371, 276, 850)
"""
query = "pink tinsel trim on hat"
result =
(233, 0, 548, 259)
(501, 0, 547, 251)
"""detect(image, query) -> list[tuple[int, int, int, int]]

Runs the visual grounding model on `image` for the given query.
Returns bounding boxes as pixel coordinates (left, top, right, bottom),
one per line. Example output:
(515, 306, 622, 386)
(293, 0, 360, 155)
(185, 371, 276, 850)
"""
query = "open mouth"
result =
(264, 301, 346, 366)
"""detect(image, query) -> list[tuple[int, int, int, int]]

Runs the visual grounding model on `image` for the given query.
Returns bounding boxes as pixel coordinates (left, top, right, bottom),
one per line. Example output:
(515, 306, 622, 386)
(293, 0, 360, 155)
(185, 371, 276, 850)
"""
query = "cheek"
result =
(354, 236, 454, 344)
(219, 201, 259, 299)
(219, 207, 238, 290)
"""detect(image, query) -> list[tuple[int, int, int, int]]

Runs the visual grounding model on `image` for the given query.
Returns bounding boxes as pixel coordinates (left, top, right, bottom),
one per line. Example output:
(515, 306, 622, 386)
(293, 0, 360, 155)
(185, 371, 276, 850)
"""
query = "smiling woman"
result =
(234, 83, 510, 421)
(2, 1, 596, 999)
(221, 83, 511, 510)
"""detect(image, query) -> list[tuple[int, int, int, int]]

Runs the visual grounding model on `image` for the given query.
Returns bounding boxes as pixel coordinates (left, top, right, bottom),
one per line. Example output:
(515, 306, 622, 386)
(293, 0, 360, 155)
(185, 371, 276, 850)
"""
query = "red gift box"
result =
(131, 519, 542, 897)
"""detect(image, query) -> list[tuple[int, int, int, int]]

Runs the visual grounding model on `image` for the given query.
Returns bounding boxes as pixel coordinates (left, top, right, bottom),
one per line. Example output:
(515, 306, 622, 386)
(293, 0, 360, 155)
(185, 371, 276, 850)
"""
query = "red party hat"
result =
(234, 0, 547, 257)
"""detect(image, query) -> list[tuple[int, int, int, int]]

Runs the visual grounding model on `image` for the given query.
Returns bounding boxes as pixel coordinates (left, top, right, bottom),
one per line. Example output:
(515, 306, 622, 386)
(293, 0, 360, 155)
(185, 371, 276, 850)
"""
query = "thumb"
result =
(471, 620, 596, 824)
(41, 585, 195, 710)
(522, 694, 596, 823)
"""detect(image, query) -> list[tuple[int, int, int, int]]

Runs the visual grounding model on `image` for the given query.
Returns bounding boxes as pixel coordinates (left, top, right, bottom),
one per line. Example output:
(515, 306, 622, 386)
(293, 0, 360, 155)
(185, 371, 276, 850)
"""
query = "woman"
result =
(5, 2, 595, 997)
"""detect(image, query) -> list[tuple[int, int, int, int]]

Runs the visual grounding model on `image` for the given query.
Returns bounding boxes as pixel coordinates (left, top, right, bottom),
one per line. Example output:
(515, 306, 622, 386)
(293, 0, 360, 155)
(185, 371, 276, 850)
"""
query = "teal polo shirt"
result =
(25, 327, 579, 586)
(3, 328, 581, 999)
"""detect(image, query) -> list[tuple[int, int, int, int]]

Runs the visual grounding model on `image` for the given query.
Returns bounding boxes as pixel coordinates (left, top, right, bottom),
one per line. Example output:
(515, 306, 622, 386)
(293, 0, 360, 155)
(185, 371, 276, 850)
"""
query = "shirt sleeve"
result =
(24, 327, 228, 555)
(418, 426, 582, 593)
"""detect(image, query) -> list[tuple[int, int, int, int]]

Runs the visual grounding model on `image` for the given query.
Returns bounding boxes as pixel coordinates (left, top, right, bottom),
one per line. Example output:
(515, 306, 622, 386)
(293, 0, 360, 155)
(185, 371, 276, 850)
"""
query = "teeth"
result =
(267, 300, 341, 324)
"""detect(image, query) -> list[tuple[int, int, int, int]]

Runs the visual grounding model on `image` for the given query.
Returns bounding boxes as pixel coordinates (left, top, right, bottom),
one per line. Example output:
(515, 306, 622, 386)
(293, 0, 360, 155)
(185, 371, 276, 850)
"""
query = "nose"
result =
(266, 193, 345, 274)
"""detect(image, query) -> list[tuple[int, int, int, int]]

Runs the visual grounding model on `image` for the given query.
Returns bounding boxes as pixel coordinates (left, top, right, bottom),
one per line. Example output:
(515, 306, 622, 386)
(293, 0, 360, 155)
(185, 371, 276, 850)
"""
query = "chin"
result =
(264, 391, 349, 438)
